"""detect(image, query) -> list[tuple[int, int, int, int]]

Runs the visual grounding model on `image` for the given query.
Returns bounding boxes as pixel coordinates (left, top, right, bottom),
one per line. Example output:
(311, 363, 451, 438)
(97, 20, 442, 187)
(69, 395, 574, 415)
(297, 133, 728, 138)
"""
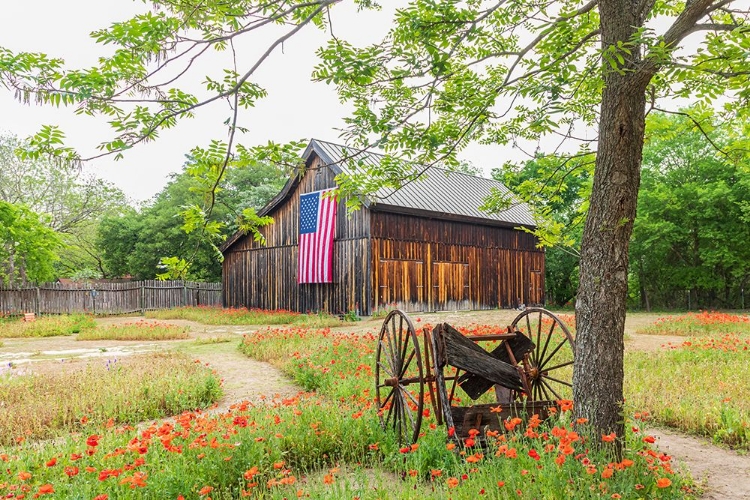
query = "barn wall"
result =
(370, 212, 545, 312)
(222, 154, 372, 315)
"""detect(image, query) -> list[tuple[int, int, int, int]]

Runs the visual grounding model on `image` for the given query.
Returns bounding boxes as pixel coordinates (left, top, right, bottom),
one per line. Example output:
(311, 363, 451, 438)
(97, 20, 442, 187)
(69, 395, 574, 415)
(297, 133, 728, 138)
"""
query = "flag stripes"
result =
(298, 189, 337, 283)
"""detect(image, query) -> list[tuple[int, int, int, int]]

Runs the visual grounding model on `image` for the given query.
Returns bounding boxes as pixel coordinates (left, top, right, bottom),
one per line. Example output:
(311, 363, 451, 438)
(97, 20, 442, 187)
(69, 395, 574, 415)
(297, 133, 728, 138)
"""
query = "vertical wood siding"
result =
(222, 155, 372, 315)
(370, 212, 545, 312)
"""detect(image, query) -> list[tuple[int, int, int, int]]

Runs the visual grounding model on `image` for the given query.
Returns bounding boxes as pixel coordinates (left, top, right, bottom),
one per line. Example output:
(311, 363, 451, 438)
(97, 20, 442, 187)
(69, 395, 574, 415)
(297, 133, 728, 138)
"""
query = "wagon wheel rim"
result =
(375, 309, 425, 445)
(510, 307, 575, 402)
(422, 328, 442, 425)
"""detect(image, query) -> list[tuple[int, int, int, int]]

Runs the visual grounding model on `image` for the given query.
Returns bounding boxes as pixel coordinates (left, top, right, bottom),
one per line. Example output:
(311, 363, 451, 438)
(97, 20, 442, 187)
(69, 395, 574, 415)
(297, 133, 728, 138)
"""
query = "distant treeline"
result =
(498, 110, 750, 311)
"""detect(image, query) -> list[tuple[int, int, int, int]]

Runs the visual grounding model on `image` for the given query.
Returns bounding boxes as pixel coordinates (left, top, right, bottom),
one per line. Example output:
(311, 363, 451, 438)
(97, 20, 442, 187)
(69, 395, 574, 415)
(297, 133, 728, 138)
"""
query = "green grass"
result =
(146, 305, 344, 327)
(626, 332, 750, 449)
(0, 314, 96, 338)
(76, 320, 189, 341)
(0, 352, 221, 446)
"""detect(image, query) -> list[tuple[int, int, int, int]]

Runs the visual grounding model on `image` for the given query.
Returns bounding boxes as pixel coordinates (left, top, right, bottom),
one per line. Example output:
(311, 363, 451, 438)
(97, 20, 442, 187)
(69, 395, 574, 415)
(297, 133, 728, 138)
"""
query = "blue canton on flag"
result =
(299, 191, 320, 234)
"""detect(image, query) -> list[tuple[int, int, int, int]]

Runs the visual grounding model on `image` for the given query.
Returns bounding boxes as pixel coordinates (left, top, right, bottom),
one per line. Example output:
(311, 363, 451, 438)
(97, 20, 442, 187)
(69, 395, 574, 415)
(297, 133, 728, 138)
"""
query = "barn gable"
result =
(221, 140, 544, 315)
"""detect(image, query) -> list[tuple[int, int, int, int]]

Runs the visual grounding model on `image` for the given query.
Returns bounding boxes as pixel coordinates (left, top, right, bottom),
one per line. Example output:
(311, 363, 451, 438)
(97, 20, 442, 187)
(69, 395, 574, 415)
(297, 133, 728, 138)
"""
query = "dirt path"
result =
(182, 341, 300, 411)
(650, 428, 750, 499)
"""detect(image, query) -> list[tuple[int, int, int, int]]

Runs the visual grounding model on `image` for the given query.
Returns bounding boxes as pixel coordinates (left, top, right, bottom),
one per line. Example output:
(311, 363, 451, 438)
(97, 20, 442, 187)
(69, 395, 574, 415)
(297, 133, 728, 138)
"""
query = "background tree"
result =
(495, 153, 593, 307)
(97, 159, 286, 280)
(2, 0, 748, 441)
(631, 110, 750, 310)
(0, 133, 128, 278)
(0, 201, 61, 285)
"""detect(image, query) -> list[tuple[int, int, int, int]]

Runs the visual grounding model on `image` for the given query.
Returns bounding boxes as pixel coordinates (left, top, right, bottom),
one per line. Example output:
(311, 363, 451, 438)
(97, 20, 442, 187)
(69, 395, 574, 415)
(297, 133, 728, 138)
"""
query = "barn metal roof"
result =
(220, 139, 536, 253)
(305, 139, 536, 228)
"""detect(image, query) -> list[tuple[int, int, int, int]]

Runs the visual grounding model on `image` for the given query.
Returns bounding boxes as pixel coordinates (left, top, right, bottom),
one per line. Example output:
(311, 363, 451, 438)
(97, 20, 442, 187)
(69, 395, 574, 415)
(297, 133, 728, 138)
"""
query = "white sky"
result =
(0, 1, 550, 203)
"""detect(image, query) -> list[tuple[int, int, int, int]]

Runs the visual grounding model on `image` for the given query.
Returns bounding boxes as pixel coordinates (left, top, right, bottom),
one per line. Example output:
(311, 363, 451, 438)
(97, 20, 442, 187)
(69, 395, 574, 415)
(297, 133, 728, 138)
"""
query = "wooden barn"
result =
(220, 139, 544, 315)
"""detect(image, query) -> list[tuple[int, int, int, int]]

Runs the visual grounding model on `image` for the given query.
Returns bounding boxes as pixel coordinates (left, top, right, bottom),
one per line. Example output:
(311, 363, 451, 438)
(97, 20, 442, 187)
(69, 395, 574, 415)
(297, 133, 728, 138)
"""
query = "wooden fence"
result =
(0, 281, 222, 316)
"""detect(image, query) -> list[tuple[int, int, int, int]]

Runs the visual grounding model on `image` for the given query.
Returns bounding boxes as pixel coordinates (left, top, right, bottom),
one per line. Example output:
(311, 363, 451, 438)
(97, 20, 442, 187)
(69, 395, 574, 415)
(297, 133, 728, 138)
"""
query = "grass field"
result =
(0, 315, 693, 499)
(626, 331, 750, 448)
(0, 353, 221, 446)
(0, 313, 96, 337)
(146, 305, 344, 327)
(76, 320, 190, 341)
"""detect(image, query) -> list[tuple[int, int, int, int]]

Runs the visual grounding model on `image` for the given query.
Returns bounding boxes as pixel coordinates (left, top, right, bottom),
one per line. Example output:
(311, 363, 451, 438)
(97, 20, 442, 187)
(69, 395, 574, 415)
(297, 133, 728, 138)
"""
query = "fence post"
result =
(182, 282, 187, 307)
(35, 287, 41, 315)
(140, 282, 145, 315)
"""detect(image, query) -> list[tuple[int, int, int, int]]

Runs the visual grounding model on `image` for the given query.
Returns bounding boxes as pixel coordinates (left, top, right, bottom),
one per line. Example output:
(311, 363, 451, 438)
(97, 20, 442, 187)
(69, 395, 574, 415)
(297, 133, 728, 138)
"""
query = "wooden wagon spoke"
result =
(539, 338, 569, 370)
(379, 387, 395, 409)
(385, 393, 397, 428)
(377, 344, 396, 375)
(525, 313, 532, 339)
(537, 379, 552, 401)
(401, 386, 420, 408)
(399, 324, 411, 373)
(540, 378, 562, 400)
(395, 396, 403, 436)
(540, 359, 574, 373)
(390, 315, 399, 367)
(386, 324, 399, 373)
(398, 349, 416, 379)
(535, 310, 543, 364)
(544, 375, 573, 388)
(537, 321, 556, 369)
(400, 391, 417, 429)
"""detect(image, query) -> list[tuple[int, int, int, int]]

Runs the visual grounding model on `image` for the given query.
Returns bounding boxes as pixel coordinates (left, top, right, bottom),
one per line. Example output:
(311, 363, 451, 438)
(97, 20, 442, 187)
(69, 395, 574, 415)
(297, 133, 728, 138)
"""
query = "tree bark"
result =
(573, 0, 650, 443)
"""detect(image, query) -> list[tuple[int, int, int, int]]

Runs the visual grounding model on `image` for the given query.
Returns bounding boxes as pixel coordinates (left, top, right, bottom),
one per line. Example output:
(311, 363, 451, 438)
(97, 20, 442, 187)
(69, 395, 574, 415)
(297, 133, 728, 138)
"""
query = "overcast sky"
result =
(0, 1, 544, 203)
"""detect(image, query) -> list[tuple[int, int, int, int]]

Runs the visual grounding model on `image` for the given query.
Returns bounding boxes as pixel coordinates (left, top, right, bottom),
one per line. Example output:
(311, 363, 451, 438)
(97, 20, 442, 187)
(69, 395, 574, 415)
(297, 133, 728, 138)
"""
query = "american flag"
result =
(298, 189, 337, 283)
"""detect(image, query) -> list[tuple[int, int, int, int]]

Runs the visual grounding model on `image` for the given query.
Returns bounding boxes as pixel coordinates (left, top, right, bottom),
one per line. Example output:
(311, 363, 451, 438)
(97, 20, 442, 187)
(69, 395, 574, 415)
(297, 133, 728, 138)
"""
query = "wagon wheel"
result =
(375, 310, 425, 445)
(510, 308, 575, 402)
(422, 328, 442, 425)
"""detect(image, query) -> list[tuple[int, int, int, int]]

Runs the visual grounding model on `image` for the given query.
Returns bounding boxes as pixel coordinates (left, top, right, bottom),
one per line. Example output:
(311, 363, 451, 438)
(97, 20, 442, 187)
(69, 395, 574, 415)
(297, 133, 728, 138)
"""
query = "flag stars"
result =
(300, 192, 320, 234)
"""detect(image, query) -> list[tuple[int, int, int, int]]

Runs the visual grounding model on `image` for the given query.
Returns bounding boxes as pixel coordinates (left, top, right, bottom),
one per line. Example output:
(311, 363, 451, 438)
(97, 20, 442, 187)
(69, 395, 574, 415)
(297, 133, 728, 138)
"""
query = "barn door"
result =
(377, 260, 424, 312)
(529, 269, 543, 306)
(431, 262, 469, 311)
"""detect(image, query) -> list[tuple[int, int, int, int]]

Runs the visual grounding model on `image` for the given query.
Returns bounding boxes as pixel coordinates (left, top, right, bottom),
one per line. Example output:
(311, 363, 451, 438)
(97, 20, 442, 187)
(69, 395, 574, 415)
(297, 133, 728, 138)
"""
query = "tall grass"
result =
(626, 333, 750, 449)
(77, 320, 189, 341)
(0, 314, 96, 338)
(146, 305, 343, 327)
(0, 353, 221, 445)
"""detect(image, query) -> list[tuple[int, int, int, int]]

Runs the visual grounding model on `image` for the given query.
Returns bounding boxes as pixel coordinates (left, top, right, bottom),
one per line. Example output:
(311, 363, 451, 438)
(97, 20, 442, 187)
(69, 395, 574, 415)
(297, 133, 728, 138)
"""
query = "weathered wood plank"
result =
(438, 324, 524, 392)
(458, 331, 535, 400)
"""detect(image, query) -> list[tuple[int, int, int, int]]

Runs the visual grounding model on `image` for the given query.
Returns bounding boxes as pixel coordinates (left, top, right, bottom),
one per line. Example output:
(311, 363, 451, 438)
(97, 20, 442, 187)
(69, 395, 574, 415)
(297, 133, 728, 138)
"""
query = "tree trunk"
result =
(573, 0, 649, 443)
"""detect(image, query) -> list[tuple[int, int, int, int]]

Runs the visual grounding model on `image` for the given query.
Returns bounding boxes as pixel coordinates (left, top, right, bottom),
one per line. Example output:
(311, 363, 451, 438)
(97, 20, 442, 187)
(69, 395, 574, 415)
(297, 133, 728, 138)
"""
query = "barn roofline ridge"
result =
(220, 139, 536, 253)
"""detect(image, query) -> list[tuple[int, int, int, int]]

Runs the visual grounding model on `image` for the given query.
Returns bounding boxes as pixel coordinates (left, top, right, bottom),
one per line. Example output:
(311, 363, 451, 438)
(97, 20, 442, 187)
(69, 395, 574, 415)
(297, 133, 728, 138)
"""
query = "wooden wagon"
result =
(374, 308, 575, 444)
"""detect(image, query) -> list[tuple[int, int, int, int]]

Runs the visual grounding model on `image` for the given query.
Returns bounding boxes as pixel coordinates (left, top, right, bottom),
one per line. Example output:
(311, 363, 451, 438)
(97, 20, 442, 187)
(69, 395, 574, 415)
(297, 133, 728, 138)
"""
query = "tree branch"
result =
(652, 107, 729, 157)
